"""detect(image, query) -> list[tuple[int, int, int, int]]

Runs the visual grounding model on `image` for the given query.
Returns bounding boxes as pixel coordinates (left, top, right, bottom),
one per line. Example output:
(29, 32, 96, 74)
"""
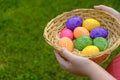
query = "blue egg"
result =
(66, 16, 83, 30)
(90, 27, 108, 39)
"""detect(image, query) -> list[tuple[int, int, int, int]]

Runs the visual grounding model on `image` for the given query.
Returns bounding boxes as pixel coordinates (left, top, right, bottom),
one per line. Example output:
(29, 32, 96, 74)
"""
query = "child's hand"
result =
(94, 5, 120, 20)
(54, 48, 116, 80)
(54, 48, 94, 76)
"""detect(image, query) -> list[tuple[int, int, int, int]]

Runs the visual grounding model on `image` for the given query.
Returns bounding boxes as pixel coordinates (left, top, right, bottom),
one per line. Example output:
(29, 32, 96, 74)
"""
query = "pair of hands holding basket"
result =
(54, 5, 120, 80)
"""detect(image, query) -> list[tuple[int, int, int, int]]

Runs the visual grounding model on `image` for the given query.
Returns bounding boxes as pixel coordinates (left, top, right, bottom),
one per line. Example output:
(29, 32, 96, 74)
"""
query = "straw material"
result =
(43, 9, 120, 64)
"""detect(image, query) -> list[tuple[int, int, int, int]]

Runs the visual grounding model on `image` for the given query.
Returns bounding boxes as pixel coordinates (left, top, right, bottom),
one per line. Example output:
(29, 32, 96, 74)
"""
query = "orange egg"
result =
(58, 37, 73, 52)
(73, 27, 89, 38)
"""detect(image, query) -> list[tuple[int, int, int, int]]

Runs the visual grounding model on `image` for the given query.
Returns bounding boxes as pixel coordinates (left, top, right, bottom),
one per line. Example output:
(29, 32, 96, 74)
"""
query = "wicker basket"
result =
(43, 9, 120, 64)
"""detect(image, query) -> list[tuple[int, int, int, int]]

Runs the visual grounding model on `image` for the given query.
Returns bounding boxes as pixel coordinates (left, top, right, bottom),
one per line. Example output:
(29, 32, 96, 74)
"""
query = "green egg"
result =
(74, 35, 93, 51)
(93, 37, 109, 51)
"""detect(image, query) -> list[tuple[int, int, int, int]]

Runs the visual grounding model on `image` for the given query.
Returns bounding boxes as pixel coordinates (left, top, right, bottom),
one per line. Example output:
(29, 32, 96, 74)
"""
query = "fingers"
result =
(94, 5, 120, 20)
(94, 5, 119, 14)
(94, 5, 115, 13)
(61, 48, 77, 62)
(61, 48, 89, 62)
(94, 5, 110, 10)
(54, 50, 71, 69)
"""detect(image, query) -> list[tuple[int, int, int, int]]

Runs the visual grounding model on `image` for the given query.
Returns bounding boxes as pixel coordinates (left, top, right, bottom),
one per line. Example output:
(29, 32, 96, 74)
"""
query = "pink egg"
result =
(60, 28, 73, 40)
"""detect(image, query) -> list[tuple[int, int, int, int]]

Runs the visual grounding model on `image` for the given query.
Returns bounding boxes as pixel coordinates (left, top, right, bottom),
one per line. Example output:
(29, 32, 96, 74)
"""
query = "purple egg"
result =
(66, 16, 83, 30)
(90, 27, 108, 39)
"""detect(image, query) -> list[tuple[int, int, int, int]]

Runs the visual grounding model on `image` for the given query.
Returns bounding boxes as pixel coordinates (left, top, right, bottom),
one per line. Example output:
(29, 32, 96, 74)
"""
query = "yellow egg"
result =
(81, 45, 100, 56)
(58, 37, 73, 52)
(83, 18, 100, 31)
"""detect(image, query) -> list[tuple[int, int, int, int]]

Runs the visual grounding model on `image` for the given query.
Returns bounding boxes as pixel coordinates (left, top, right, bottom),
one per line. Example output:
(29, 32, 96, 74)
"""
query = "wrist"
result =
(86, 61, 99, 77)
(87, 61, 116, 80)
(81, 60, 98, 77)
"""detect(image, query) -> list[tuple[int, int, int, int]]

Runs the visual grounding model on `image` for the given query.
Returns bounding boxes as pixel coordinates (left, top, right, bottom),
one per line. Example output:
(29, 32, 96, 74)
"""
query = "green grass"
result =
(0, 0, 120, 80)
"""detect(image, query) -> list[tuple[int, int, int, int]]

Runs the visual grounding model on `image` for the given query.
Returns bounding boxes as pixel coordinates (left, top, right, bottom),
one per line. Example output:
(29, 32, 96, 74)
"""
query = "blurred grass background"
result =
(0, 0, 120, 80)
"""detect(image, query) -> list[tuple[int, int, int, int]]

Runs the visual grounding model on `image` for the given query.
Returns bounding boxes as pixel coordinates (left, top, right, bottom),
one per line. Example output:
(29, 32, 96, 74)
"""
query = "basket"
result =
(43, 9, 120, 64)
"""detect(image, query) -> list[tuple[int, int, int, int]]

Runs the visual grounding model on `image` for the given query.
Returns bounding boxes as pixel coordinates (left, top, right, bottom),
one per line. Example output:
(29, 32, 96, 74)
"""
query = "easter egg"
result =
(74, 36, 92, 51)
(66, 16, 83, 30)
(60, 28, 73, 40)
(81, 45, 100, 56)
(93, 37, 109, 51)
(58, 37, 73, 52)
(73, 27, 89, 38)
(90, 27, 108, 39)
(83, 18, 100, 31)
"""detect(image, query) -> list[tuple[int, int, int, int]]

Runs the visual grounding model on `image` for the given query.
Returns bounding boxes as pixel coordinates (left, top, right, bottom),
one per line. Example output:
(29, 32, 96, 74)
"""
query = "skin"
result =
(54, 5, 120, 80)
(94, 5, 120, 20)
(54, 48, 116, 80)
